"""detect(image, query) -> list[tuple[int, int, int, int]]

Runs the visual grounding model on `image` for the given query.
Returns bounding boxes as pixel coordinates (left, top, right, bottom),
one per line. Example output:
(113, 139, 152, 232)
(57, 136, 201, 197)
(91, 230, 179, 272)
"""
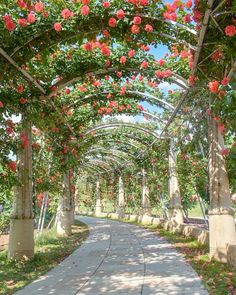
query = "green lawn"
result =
(0, 220, 89, 295)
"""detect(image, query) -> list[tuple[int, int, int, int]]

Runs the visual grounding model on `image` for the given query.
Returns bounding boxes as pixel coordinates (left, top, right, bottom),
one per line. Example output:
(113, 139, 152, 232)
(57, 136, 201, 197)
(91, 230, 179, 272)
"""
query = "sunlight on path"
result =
(15, 216, 208, 295)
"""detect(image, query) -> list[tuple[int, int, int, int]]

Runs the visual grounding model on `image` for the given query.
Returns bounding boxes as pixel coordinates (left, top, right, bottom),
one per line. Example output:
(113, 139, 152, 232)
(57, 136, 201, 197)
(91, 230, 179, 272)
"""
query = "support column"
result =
(141, 169, 151, 215)
(95, 177, 101, 216)
(8, 120, 34, 260)
(208, 115, 236, 262)
(168, 139, 184, 224)
(56, 168, 73, 236)
(117, 175, 125, 218)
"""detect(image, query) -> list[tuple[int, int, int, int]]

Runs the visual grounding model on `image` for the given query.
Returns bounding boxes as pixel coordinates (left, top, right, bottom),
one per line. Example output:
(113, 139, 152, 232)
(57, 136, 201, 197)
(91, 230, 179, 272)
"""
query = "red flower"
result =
(221, 77, 230, 86)
(217, 123, 225, 134)
(116, 71, 122, 77)
(83, 42, 93, 51)
(116, 9, 125, 19)
(140, 61, 148, 69)
(133, 16, 141, 25)
(61, 9, 72, 19)
(81, 5, 90, 16)
(145, 24, 153, 32)
(65, 88, 71, 94)
(158, 59, 164, 66)
(131, 25, 140, 34)
(5, 21, 15, 31)
(19, 97, 27, 104)
(220, 148, 229, 156)
(17, 85, 24, 93)
(82, 0, 90, 4)
(140, 0, 148, 6)
(0, 101, 4, 108)
(103, 2, 110, 8)
(20, 132, 29, 149)
(102, 29, 110, 37)
(185, 0, 192, 9)
(183, 14, 191, 23)
(54, 22, 62, 32)
(18, 18, 28, 27)
(211, 50, 223, 61)
(120, 56, 126, 64)
(35, 2, 44, 13)
(163, 11, 177, 21)
(108, 17, 117, 27)
(101, 46, 110, 56)
(27, 13, 36, 24)
(208, 80, 219, 93)
(8, 161, 17, 172)
(128, 50, 135, 58)
(17, 0, 27, 9)
(225, 25, 236, 37)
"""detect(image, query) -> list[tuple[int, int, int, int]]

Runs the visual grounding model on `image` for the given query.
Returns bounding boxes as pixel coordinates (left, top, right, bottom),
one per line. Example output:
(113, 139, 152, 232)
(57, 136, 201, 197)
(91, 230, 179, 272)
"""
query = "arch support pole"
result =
(56, 167, 73, 236)
(117, 175, 125, 218)
(208, 115, 236, 262)
(95, 177, 102, 216)
(142, 169, 151, 215)
(8, 120, 34, 260)
(168, 140, 184, 224)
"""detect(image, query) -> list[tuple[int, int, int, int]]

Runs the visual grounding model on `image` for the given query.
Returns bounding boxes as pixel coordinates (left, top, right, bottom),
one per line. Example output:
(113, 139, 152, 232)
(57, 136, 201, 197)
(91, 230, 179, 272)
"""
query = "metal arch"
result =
(50, 69, 189, 97)
(141, 111, 166, 124)
(79, 131, 151, 149)
(8, 13, 197, 59)
(70, 90, 174, 112)
(84, 147, 137, 160)
(83, 123, 168, 140)
(93, 139, 143, 151)
(86, 157, 123, 169)
(80, 163, 108, 174)
(85, 158, 114, 170)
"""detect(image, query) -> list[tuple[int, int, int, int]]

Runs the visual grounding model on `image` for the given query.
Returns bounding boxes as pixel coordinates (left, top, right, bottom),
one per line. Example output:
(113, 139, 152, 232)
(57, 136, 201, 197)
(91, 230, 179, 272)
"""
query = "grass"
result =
(141, 223, 236, 295)
(0, 220, 89, 295)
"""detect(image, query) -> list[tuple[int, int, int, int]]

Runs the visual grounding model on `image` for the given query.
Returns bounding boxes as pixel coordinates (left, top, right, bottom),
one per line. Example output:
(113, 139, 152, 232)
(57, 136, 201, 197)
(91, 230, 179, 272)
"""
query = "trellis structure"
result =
(0, 0, 235, 265)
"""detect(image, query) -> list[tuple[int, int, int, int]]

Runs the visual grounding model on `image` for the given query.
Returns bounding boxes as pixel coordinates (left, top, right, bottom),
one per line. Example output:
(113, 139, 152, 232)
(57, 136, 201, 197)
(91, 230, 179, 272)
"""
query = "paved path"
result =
(15, 216, 208, 295)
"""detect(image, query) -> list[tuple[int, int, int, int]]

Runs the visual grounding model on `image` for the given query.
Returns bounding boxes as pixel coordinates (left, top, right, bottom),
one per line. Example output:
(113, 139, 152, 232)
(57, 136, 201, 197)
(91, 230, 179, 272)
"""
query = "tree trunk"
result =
(141, 169, 151, 215)
(8, 120, 34, 260)
(56, 169, 73, 236)
(95, 178, 101, 216)
(208, 115, 236, 262)
(168, 139, 184, 224)
(117, 175, 125, 218)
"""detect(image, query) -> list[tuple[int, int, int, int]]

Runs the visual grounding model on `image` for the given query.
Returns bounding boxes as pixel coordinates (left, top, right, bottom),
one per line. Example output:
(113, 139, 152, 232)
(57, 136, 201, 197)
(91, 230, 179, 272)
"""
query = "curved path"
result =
(15, 216, 208, 295)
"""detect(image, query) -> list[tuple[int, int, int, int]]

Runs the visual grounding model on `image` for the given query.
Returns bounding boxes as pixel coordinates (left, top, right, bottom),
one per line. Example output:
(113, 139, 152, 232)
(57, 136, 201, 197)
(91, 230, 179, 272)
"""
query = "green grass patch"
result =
(0, 220, 89, 295)
(143, 224, 236, 295)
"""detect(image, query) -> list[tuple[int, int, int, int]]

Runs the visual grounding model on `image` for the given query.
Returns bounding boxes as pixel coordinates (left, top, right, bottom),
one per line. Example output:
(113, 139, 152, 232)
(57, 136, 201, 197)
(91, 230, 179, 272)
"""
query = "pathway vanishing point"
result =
(15, 216, 208, 295)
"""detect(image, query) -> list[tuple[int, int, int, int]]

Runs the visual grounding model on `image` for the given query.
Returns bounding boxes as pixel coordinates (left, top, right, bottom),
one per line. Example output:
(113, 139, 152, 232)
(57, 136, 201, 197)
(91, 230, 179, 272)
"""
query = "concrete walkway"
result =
(15, 216, 208, 295)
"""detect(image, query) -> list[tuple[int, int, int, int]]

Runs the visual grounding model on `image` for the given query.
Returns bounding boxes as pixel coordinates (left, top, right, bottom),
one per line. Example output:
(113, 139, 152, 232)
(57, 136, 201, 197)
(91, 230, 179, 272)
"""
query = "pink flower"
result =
(27, 13, 36, 24)
(131, 25, 140, 34)
(145, 24, 153, 32)
(225, 25, 236, 37)
(221, 77, 230, 86)
(108, 17, 117, 27)
(128, 50, 135, 57)
(133, 16, 141, 25)
(5, 20, 15, 31)
(103, 2, 110, 8)
(61, 9, 72, 19)
(208, 80, 219, 93)
(116, 9, 125, 19)
(120, 56, 126, 64)
(105, 60, 110, 67)
(54, 22, 62, 32)
(35, 2, 44, 13)
(0, 101, 4, 108)
(81, 5, 90, 16)
(18, 18, 28, 27)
